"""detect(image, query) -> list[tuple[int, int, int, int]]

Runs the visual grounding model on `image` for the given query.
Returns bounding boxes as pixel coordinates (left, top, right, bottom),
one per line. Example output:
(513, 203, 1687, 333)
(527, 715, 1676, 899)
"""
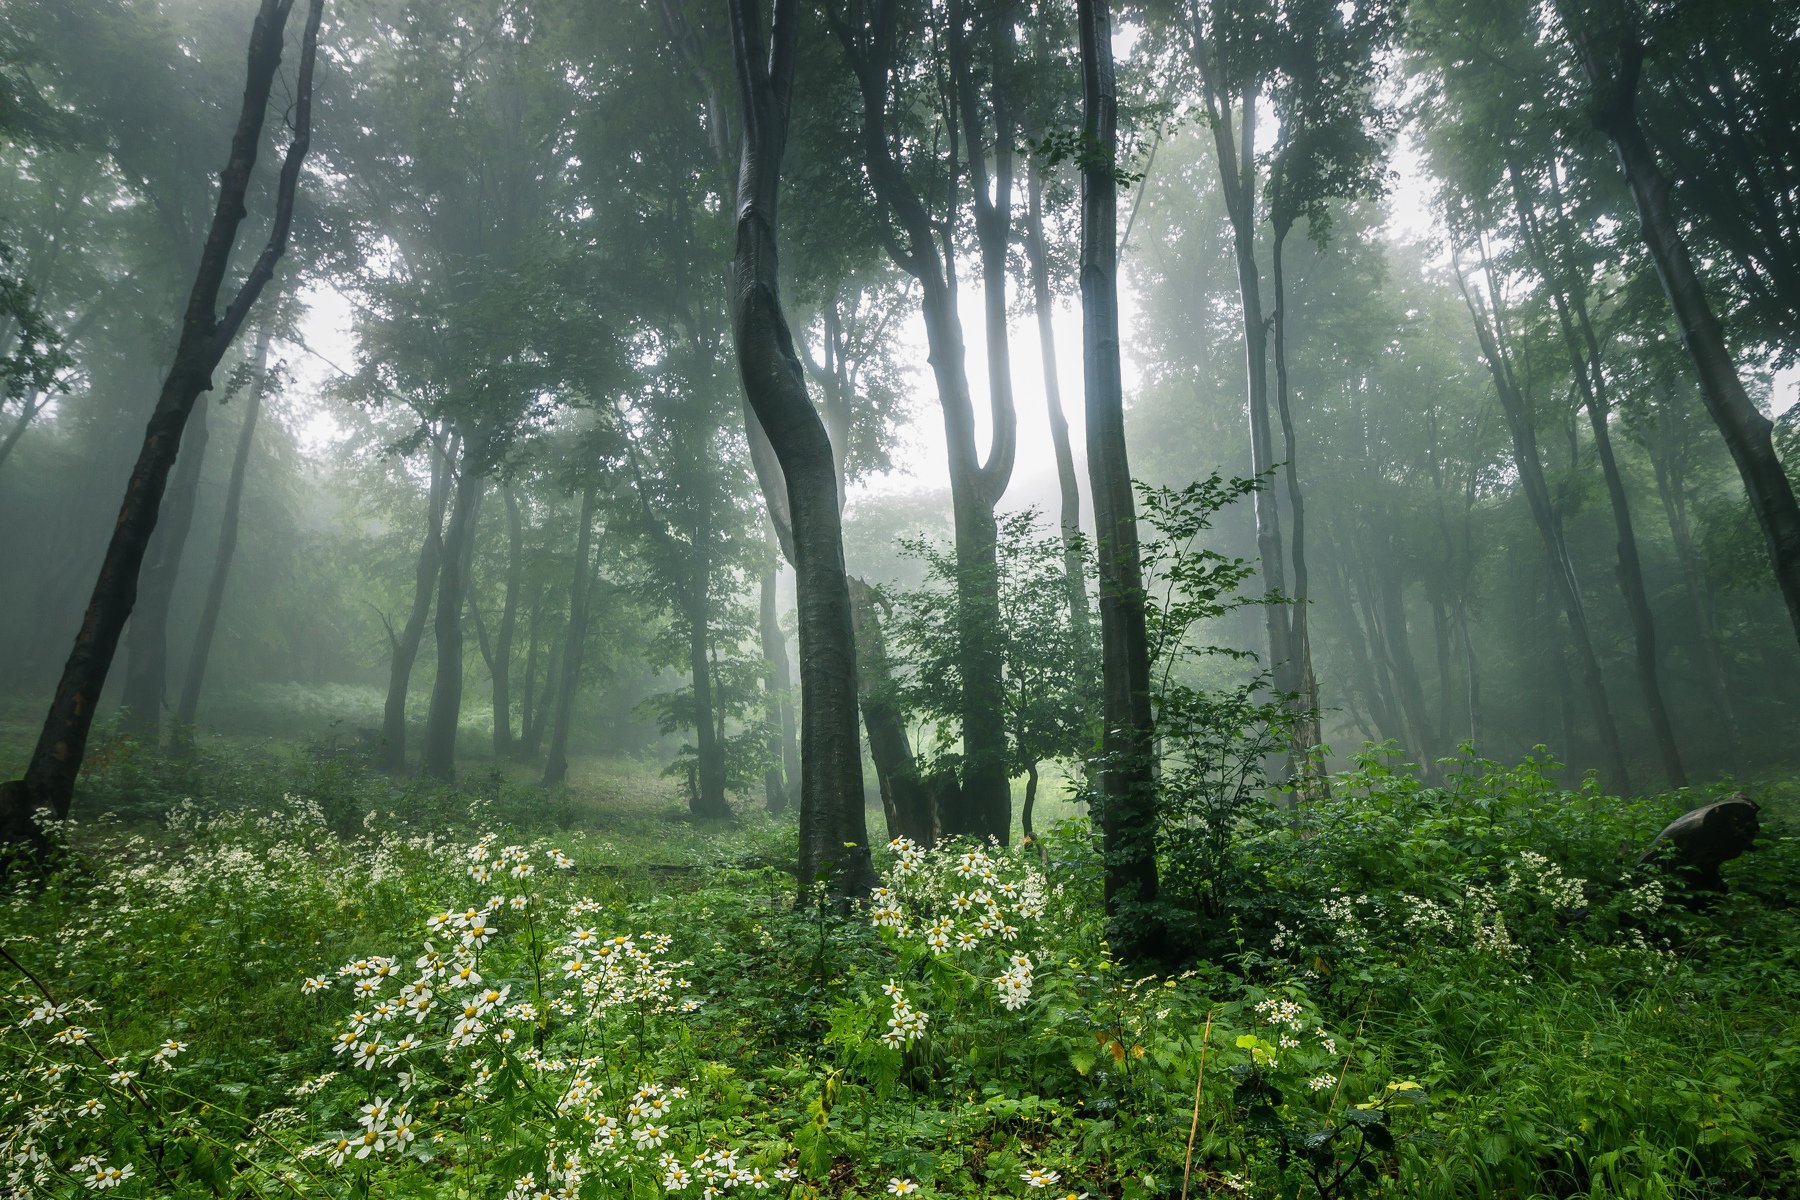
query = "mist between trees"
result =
(3, 0, 1799, 910)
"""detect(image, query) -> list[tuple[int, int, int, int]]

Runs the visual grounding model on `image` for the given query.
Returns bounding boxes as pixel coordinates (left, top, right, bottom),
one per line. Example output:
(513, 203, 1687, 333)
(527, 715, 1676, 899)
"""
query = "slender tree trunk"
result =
(1079, 0, 1164, 961)
(543, 487, 599, 788)
(1, 0, 323, 846)
(1024, 156, 1096, 671)
(173, 315, 276, 750)
(1511, 161, 1686, 785)
(120, 394, 211, 743)
(381, 442, 450, 772)
(1189, 33, 1296, 727)
(492, 488, 523, 758)
(1269, 223, 1325, 790)
(1454, 253, 1630, 793)
(421, 462, 484, 781)
(1557, 0, 1800, 649)
(728, 0, 876, 900)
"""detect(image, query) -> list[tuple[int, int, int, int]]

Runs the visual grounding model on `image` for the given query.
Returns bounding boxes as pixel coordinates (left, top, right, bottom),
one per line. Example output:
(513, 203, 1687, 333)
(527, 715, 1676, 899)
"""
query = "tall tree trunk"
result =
(1, 0, 323, 846)
(380, 440, 451, 772)
(728, 0, 876, 900)
(1079, 0, 1164, 961)
(1187, 25, 1297, 735)
(1023, 155, 1096, 672)
(1556, 0, 1800, 649)
(1270, 222, 1325, 790)
(492, 488, 524, 758)
(421, 462, 484, 781)
(830, 1, 1016, 844)
(543, 486, 599, 789)
(120, 395, 211, 743)
(1454, 251, 1631, 794)
(1511, 160, 1687, 786)
(173, 315, 276, 751)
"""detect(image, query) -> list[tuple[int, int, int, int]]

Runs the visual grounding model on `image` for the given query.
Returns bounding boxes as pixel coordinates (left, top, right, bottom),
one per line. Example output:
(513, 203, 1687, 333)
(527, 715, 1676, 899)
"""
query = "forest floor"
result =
(2, 707, 1797, 1200)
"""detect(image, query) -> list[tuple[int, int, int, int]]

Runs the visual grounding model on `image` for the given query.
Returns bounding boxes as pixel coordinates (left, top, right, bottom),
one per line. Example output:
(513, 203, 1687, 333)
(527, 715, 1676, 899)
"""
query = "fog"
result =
(5, 0, 1799, 826)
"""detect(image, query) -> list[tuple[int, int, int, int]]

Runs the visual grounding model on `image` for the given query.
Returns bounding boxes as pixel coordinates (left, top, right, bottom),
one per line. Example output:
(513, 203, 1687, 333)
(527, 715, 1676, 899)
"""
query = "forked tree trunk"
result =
(380, 440, 451, 771)
(728, 0, 875, 899)
(517, 582, 542, 758)
(120, 394, 211, 743)
(1, 0, 324, 847)
(1556, 0, 1800, 650)
(174, 314, 278, 751)
(1078, 0, 1164, 961)
(830, 0, 1017, 844)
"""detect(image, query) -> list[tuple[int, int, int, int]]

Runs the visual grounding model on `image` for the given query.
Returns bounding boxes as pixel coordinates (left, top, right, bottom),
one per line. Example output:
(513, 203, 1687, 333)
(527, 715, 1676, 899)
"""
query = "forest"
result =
(1, 0, 1797, 1196)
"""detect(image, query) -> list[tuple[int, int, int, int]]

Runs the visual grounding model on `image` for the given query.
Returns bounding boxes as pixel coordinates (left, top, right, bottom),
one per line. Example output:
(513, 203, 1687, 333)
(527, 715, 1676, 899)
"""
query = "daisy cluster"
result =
(1, 985, 194, 1195)
(295, 831, 788, 1192)
(870, 838, 1053, 1012)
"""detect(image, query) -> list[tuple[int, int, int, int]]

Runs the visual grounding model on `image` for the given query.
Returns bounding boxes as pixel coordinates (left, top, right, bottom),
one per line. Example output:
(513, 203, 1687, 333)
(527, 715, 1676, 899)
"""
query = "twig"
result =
(1179, 1008, 1216, 1200)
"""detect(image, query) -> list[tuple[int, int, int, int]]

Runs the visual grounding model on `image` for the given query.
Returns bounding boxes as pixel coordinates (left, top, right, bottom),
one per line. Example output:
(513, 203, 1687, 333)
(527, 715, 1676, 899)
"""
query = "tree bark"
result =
(729, 0, 876, 899)
(420, 461, 484, 781)
(543, 486, 599, 789)
(380, 437, 451, 772)
(1, 0, 324, 846)
(1557, 0, 1800, 649)
(120, 394, 211, 743)
(173, 315, 277, 750)
(1079, 0, 1165, 961)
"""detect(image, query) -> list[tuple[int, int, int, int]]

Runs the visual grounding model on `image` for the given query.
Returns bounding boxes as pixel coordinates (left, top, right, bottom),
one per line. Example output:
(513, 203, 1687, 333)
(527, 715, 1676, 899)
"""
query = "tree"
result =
(824, 0, 1019, 842)
(1, 0, 324, 849)
(1078, 0, 1164, 961)
(1551, 0, 1800, 650)
(727, 0, 876, 899)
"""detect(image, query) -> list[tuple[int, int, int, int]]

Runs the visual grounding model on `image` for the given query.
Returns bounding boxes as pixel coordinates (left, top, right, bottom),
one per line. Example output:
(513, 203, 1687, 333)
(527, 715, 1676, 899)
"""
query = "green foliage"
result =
(10, 743, 1793, 1199)
(886, 509, 1096, 781)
